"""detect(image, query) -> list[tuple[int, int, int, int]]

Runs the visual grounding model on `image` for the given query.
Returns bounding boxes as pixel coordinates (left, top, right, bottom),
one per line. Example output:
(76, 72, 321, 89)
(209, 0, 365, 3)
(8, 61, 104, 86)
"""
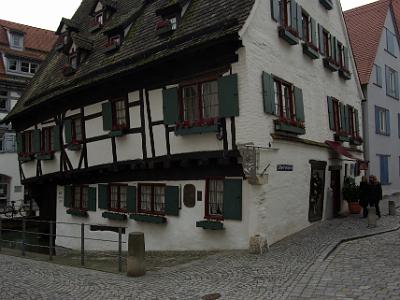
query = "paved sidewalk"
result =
(0, 200, 399, 300)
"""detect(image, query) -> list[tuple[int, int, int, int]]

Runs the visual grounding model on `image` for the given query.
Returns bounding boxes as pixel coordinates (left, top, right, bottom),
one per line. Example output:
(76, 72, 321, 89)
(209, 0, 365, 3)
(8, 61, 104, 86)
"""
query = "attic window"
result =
(96, 13, 104, 26)
(156, 16, 177, 35)
(109, 35, 121, 46)
(9, 32, 23, 50)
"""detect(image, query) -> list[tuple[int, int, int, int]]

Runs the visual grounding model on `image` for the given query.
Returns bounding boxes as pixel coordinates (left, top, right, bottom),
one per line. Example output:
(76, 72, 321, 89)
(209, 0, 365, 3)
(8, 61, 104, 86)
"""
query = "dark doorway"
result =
(330, 169, 341, 216)
(308, 160, 327, 222)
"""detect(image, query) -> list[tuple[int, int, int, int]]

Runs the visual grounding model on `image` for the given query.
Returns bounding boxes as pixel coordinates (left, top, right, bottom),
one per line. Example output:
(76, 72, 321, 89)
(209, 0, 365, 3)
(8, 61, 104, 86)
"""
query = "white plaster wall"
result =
(365, 8, 400, 196)
(236, 0, 364, 245)
(55, 179, 250, 251)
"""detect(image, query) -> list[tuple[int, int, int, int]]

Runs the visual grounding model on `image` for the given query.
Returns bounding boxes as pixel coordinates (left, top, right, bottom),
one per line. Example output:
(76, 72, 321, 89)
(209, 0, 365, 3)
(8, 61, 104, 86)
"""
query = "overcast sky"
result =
(0, 0, 379, 31)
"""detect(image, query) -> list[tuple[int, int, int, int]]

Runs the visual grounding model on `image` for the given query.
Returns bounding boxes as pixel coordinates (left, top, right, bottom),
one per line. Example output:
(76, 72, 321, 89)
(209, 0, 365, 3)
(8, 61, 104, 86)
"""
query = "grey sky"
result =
(0, 0, 379, 31)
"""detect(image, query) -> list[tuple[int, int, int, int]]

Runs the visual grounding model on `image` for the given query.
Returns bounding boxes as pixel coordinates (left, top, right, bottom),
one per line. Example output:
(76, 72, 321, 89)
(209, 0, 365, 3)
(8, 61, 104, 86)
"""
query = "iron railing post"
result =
(118, 227, 122, 272)
(21, 218, 26, 256)
(49, 220, 54, 261)
(80, 223, 84, 266)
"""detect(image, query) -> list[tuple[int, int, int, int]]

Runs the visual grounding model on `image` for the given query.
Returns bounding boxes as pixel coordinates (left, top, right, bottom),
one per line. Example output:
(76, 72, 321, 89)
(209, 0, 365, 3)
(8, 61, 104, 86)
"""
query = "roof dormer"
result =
(7, 29, 24, 50)
(90, 0, 117, 32)
(63, 33, 93, 76)
(155, 0, 191, 35)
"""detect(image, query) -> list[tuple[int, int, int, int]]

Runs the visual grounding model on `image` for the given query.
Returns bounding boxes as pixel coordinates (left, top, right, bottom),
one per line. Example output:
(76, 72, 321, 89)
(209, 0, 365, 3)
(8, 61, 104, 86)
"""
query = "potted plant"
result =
(342, 176, 361, 214)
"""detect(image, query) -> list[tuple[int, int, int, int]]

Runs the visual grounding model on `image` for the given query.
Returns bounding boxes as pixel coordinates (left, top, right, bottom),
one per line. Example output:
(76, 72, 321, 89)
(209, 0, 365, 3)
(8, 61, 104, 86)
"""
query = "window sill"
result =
(319, 0, 333, 10)
(130, 213, 167, 224)
(323, 58, 340, 72)
(278, 26, 299, 45)
(302, 42, 320, 60)
(175, 124, 218, 136)
(196, 220, 224, 230)
(66, 208, 88, 217)
(18, 154, 34, 162)
(36, 152, 54, 161)
(274, 120, 306, 135)
(109, 130, 126, 137)
(103, 44, 120, 54)
(334, 133, 350, 142)
(67, 143, 82, 151)
(350, 137, 363, 146)
(339, 69, 351, 80)
(102, 211, 127, 221)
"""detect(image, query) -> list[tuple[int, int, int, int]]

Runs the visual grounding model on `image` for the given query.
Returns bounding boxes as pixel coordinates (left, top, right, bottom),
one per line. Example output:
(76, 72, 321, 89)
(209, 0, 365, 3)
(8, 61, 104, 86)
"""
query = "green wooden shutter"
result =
(64, 185, 72, 208)
(330, 35, 335, 60)
(98, 184, 109, 210)
(127, 186, 137, 213)
(222, 179, 242, 220)
(33, 129, 41, 154)
(311, 18, 318, 48)
(16, 132, 23, 154)
(64, 119, 73, 144)
(339, 103, 345, 131)
(271, 0, 280, 22)
(52, 125, 61, 151)
(344, 46, 350, 70)
(296, 3, 302, 38)
(290, 0, 297, 31)
(318, 24, 325, 55)
(385, 110, 391, 136)
(294, 86, 305, 122)
(327, 97, 335, 130)
(162, 87, 179, 125)
(102, 102, 113, 131)
(87, 187, 97, 211)
(354, 109, 360, 136)
(344, 105, 349, 133)
(165, 185, 179, 216)
(262, 72, 275, 115)
(218, 74, 239, 117)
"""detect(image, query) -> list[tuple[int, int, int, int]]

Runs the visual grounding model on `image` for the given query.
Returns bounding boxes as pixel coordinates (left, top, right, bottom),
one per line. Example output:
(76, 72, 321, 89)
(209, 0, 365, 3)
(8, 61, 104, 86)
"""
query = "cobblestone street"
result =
(0, 201, 399, 300)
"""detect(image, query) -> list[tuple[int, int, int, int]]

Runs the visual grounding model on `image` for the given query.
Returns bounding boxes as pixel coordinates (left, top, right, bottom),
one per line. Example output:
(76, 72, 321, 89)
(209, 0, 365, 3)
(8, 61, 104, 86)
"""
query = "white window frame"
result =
(386, 28, 396, 56)
(9, 32, 24, 50)
(6, 58, 38, 76)
(373, 64, 382, 87)
(386, 65, 399, 99)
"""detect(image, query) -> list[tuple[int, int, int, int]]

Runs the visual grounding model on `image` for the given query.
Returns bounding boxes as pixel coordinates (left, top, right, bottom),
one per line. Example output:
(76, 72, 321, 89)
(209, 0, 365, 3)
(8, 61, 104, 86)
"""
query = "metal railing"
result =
(0, 218, 127, 273)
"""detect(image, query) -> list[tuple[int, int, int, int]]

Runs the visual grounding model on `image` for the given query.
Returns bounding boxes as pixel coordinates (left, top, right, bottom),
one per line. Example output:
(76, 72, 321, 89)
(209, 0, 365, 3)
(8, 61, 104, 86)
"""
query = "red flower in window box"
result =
(71, 139, 80, 145)
(112, 123, 127, 131)
(205, 118, 216, 126)
(181, 120, 190, 128)
(156, 19, 170, 30)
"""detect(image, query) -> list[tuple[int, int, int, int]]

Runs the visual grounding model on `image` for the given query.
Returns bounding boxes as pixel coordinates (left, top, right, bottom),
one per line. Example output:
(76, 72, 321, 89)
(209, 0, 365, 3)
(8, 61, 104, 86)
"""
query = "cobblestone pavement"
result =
(0, 200, 399, 300)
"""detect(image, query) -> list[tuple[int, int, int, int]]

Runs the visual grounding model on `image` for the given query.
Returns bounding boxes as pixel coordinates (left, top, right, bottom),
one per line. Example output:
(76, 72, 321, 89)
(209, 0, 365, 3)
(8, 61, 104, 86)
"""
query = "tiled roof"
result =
(344, 0, 390, 85)
(0, 19, 56, 53)
(4, 0, 255, 122)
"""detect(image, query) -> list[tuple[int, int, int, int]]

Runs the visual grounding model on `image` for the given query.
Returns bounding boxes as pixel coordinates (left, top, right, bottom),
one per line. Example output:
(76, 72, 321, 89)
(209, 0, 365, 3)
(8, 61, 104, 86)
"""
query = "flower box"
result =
(334, 133, 350, 142)
(175, 124, 219, 136)
(339, 68, 351, 80)
(196, 220, 224, 230)
(66, 208, 88, 217)
(103, 43, 120, 54)
(36, 152, 54, 161)
(63, 64, 76, 76)
(130, 213, 167, 224)
(350, 136, 363, 146)
(156, 20, 173, 35)
(278, 26, 299, 45)
(320, 0, 333, 10)
(274, 119, 306, 135)
(102, 211, 127, 221)
(302, 42, 320, 59)
(18, 153, 34, 162)
(109, 130, 125, 137)
(67, 142, 82, 151)
(323, 58, 340, 72)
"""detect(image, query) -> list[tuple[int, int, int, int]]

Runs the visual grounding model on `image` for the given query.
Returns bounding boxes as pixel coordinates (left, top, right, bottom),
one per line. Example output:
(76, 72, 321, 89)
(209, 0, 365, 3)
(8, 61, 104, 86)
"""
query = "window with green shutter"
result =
(64, 119, 73, 144)
(262, 72, 275, 115)
(162, 87, 179, 125)
(127, 186, 137, 213)
(165, 185, 179, 216)
(102, 102, 113, 131)
(16, 132, 23, 154)
(52, 125, 61, 152)
(64, 185, 72, 208)
(88, 187, 97, 211)
(33, 129, 41, 154)
(218, 74, 239, 118)
(98, 184, 109, 210)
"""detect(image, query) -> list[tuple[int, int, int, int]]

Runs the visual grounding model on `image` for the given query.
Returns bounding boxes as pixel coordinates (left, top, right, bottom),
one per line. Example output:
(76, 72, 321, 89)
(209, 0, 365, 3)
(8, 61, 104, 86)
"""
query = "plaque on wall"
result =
(183, 184, 196, 207)
(197, 190, 203, 201)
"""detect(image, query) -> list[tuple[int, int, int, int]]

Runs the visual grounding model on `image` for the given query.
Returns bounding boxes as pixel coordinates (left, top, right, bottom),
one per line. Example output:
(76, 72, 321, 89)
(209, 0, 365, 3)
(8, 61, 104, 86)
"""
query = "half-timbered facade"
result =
(3, 0, 363, 251)
(0, 19, 56, 207)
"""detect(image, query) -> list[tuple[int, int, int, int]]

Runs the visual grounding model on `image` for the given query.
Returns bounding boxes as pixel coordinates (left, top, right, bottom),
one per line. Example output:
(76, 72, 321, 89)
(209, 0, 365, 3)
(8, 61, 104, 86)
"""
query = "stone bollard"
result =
(127, 232, 146, 277)
(368, 207, 377, 228)
(389, 200, 396, 216)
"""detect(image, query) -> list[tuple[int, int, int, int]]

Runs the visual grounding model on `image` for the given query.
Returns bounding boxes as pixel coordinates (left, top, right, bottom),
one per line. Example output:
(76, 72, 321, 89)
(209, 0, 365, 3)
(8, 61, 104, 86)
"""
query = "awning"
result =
(325, 140, 356, 160)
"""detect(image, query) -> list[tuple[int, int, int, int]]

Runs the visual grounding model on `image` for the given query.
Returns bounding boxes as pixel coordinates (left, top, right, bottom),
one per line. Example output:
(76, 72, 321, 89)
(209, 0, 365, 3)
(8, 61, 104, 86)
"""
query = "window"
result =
(20, 61, 38, 74)
(375, 106, 390, 136)
(169, 17, 177, 30)
(205, 179, 224, 219)
(7, 59, 17, 71)
(72, 186, 89, 210)
(109, 184, 128, 212)
(21, 131, 33, 154)
(386, 28, 396, 56)
(138, 184, 165, 215)
(9, 32, 23, 49)
(7, 58, 38, 75)
(69, 52, 78, 69)
(41, 127, 54, 153)
(347, 106, 355, 137)
(108, 35, 121, 47)
(302, 12, 311, 44)
(385, 66, 399, 99)
(378, 155, 390, 185)
(71, 117, 83, 142)
(0, 91, 9, 112)
(373, 64, 383, 87)
(95, 13, 104, 26)
(111, 98, 128, 130)
(0, 182, 8, 205)
(0, 133, 16, 152)
(274, 78, 295, 120)
(180, 80, 219, 124)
